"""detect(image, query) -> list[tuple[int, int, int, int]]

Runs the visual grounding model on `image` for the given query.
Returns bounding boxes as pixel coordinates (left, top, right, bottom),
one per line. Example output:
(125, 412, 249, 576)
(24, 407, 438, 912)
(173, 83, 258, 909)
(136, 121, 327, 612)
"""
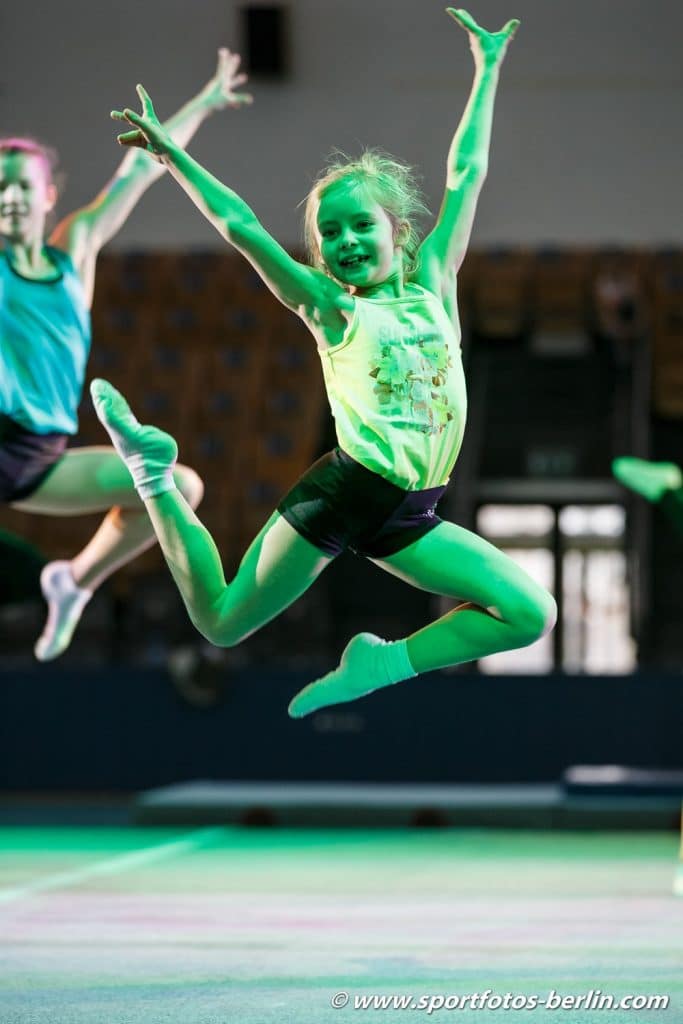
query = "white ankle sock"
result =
(288, 633, 417, 718)
(124, 449, 176, 501)
(376, 638, 417, 687)
(90, 379, 177, 500)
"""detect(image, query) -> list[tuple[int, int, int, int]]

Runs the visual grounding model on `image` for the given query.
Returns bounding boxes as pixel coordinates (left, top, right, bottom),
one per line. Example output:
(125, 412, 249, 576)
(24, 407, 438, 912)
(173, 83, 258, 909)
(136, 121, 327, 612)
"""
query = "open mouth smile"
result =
(339, 254, 370, 269)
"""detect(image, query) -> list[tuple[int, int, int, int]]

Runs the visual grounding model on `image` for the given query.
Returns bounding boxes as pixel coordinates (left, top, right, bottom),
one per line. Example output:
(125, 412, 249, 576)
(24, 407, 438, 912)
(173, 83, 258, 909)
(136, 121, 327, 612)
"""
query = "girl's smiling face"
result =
(0, 151, 56, 244)
(316, 179, 405, 291)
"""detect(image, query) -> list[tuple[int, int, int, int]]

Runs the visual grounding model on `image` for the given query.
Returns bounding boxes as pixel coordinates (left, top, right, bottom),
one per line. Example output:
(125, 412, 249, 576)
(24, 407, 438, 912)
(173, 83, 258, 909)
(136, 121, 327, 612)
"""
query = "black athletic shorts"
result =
(277, 447, 446, 558)
(0, 415, 68, 503)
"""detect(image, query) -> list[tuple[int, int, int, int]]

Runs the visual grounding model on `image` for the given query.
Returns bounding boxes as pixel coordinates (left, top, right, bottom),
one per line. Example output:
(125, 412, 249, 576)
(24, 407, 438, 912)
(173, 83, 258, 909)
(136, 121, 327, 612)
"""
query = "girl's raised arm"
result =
(416, 9, 518, 298)
(112, 87, 340, 315)
(50, 50, 252, 305)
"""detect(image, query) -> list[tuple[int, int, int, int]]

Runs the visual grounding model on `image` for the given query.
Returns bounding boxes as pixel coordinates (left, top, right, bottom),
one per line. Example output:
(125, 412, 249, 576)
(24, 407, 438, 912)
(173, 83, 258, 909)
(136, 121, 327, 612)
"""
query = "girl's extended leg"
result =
(143, 498, 332, 646)
(612, 456, 683, 541)
(288, 521, 556, 717)
(13, 446, 203, 660)
(612, 456, 682, 504)
(90, 379, 333, 649)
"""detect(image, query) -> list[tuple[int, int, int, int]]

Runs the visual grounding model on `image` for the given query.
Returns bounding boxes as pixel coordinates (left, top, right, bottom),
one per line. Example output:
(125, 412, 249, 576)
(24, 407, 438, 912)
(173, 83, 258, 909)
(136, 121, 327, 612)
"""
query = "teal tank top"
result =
(318, 284, 467, 490)
(0, 245, 91, 435)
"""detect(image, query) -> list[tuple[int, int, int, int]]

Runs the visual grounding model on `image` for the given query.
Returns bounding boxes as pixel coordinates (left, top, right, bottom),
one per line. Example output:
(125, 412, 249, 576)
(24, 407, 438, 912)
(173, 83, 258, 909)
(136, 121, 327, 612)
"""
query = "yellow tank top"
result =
(318, 284, 467, 490)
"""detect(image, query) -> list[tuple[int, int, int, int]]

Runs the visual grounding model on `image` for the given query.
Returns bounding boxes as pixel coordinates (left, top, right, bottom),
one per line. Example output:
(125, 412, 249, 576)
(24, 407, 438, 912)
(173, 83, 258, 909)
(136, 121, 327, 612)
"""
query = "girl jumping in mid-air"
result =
(93, 9, 557, 717)
(0, 50, 251, 660)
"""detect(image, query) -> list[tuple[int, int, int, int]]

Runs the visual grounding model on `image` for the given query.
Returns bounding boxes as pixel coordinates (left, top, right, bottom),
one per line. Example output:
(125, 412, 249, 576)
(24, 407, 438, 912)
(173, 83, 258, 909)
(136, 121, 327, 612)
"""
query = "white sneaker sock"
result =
(35, 561, 93, 662)
(90, 378, 177, 500)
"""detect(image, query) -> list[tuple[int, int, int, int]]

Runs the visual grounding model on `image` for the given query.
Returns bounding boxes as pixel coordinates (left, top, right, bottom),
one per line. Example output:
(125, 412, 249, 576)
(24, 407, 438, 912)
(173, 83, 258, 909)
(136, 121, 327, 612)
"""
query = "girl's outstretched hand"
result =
(197, 47, 253, 111)
(446, 8, 519, 67)
(111, 86, 171, 161)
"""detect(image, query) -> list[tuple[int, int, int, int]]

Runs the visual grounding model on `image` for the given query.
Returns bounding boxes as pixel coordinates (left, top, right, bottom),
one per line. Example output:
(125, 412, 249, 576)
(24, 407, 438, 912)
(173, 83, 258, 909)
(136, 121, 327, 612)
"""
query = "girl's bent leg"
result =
(70, 462, 203, 589)
(288, 521, 556, 718)
(13, 446, 203, 659)
(378, 521, 557, 673)
(14, 446, 203, 588)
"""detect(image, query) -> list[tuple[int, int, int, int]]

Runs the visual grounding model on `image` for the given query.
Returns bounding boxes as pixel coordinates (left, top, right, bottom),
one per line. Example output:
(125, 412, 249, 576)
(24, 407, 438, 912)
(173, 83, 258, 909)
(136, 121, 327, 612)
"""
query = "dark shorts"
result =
(0, 415, 68, 503)
(277, 448, 446, 558)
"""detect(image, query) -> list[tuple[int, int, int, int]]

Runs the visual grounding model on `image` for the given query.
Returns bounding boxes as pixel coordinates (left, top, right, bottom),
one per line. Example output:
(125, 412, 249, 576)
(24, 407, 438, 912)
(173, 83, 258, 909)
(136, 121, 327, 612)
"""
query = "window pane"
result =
(478, 505, 554, 538)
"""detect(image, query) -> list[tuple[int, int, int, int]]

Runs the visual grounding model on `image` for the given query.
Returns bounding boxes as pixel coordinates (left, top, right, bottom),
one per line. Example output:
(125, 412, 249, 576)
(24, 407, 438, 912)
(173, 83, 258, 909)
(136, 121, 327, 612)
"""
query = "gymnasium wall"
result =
(2, 0, 681, 248)
(1, 666, 680, 789)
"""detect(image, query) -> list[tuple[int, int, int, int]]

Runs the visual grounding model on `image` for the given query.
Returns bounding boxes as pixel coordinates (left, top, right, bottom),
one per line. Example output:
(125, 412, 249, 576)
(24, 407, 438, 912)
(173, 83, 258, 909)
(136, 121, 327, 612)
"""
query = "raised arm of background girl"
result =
(112, 86, 343, 320)
(416, 9, 518, 314)
(51, 49, 252, 306)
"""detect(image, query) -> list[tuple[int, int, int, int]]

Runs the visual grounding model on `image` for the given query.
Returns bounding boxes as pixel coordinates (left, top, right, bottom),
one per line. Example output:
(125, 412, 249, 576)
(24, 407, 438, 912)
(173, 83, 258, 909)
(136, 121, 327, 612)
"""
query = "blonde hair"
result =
(303, 149, 430, 277)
